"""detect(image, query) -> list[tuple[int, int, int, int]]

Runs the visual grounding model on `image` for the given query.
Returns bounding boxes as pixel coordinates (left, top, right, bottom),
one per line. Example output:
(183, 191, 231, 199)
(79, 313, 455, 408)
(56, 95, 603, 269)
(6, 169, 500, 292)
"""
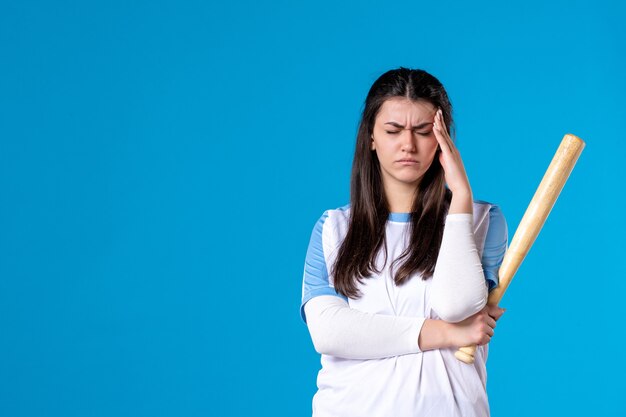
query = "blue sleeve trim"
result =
(300, 211, 348, 324)
(481, 205, 508, 293)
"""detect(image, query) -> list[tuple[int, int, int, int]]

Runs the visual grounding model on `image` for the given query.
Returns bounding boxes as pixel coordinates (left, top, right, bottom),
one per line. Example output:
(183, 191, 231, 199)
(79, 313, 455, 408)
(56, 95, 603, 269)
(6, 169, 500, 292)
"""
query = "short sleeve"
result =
(300, 211, 349, 323)
(482, 205, 508, 292)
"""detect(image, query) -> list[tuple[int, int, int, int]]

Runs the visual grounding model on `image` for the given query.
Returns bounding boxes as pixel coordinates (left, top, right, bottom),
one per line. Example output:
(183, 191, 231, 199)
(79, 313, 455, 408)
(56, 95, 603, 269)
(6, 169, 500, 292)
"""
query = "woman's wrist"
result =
(448, 190, 473, 214)
(418, 319, 455, 351)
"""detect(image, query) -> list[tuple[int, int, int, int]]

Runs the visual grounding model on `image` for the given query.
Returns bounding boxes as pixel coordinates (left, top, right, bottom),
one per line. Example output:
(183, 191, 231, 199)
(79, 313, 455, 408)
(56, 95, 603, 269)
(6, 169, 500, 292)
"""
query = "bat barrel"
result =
(487, 133, 585, 305)
(454, 133, 586, 364)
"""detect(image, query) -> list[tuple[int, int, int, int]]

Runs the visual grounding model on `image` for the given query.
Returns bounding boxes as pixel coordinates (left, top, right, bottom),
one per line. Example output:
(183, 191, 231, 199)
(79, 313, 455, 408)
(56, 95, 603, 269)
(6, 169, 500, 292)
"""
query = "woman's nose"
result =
(401, 130, 417, 152)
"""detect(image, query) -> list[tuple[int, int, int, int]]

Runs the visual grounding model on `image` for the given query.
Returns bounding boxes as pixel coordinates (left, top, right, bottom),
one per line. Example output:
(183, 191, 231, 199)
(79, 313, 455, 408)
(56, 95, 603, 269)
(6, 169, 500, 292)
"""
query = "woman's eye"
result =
(385, 130, 432, 136)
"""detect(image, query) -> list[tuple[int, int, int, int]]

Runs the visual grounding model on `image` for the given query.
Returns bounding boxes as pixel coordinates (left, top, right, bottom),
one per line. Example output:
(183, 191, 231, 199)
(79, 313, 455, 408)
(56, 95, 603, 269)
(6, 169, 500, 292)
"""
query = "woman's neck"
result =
(384, 179, 419, 213)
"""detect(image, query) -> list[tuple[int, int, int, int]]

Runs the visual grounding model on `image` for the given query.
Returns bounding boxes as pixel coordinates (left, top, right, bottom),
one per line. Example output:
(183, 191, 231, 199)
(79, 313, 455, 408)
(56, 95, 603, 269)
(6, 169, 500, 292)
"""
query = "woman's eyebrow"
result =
(384, 121, 433, 129)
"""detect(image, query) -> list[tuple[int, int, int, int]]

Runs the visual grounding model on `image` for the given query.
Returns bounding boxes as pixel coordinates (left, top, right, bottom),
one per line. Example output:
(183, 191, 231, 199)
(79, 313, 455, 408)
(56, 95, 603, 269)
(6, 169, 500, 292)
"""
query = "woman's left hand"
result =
(432, 108, 472, 196)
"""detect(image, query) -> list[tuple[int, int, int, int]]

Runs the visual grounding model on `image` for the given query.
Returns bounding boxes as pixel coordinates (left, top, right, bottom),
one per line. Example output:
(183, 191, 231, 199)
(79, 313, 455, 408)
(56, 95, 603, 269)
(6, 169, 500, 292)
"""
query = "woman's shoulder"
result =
(318, 203, 351, 219)
(473, 199, 502, 226)
(472, 198, 500, 208)
(472, 199, 506, 236)
(313, 203, 351, 235)
(317, 203, 350, 225)
(330, 202, 352, 215)
(472, 199, 504, 216)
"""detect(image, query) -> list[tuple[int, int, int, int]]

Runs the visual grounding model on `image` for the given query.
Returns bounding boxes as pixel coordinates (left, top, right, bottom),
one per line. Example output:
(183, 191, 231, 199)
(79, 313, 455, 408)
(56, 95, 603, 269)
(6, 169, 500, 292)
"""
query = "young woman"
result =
(300, 67, 508, 417)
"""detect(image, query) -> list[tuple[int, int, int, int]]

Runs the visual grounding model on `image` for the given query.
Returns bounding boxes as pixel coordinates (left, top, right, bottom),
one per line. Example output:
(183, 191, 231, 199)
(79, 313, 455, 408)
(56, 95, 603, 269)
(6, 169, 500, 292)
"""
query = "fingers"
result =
(486, 304, 506, 321)
(433, 108, 455, 152)
(432, 109, 452, 153)
(480, 307, 500, 342)
(482, 321, 495, 344)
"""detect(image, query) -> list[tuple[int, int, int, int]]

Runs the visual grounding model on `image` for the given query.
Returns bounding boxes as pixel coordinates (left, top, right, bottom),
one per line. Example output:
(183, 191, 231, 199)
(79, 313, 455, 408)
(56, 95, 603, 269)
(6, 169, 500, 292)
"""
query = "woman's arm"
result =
(305, 295, 505, 359)
(304, 295, 426, 359)
(429, 213, 489, 323)
(429, 108, 489, 323)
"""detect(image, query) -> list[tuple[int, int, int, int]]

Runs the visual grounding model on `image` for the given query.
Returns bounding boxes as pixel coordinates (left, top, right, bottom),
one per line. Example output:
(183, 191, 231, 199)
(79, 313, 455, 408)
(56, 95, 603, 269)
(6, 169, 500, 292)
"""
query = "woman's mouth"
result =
(397, 159, 419, 165)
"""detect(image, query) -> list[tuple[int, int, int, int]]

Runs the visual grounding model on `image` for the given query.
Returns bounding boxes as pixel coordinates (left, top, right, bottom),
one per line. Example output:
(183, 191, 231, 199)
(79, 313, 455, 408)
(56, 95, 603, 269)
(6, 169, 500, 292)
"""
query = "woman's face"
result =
(371, 97, 440, 190)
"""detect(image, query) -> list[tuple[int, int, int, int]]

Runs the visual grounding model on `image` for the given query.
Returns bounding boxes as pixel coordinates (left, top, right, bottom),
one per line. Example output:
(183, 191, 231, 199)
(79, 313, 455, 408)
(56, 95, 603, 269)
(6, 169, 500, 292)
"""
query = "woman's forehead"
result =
(377, 98, 436, 122)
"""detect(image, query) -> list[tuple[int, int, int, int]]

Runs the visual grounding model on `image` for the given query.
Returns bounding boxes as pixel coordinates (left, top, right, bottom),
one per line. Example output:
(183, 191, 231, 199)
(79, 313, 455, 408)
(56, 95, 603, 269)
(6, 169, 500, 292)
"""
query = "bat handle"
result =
(454, 345, 477, 364)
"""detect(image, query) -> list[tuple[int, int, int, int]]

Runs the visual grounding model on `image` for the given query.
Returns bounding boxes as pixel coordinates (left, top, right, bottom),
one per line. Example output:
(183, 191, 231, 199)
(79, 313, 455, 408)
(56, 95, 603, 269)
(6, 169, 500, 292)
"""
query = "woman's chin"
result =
(396, 175, 423, 186)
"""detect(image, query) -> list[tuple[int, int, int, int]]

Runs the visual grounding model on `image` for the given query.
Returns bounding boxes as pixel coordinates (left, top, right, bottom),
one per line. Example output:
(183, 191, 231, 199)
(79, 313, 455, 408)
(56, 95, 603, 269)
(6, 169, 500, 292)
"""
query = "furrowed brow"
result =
(384, 121, 433, 129)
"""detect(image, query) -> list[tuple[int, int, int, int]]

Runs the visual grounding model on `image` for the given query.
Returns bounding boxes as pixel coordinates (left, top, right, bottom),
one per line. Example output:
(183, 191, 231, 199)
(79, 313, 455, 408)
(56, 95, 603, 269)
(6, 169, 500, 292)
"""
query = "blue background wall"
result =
(1, 0, 624, 415)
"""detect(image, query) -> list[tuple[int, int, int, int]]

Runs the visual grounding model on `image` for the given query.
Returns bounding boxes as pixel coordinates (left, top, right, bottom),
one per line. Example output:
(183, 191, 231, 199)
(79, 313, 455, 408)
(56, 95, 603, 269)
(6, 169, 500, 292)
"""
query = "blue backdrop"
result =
(1, 0, 625, 415)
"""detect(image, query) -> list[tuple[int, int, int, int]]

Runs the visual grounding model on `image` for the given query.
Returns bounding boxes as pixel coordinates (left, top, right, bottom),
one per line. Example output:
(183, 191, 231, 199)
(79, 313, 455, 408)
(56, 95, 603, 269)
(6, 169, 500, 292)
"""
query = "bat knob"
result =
(454, 345, 477, 364)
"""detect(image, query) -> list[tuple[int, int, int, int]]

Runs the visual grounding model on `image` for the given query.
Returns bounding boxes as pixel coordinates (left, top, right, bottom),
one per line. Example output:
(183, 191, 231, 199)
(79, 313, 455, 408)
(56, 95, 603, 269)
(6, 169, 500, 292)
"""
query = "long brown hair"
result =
(331, 67, 454, 299)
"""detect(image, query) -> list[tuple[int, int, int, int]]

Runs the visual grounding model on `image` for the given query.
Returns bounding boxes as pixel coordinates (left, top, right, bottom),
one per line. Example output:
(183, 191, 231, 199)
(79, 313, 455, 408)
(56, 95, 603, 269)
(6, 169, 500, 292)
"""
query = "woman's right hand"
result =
(447, 304, 506, 347)
(432, 107, 471, 197)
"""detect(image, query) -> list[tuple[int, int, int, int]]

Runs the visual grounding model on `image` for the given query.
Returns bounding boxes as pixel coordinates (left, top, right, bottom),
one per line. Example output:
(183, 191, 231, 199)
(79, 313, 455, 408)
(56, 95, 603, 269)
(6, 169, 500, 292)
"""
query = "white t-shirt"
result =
(300, 200, 508, 417)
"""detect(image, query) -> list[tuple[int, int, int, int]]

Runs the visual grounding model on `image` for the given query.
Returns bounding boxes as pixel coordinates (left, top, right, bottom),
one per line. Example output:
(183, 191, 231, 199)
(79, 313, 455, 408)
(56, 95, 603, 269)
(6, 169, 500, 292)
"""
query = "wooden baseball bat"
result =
(454, 133, 586, 364)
